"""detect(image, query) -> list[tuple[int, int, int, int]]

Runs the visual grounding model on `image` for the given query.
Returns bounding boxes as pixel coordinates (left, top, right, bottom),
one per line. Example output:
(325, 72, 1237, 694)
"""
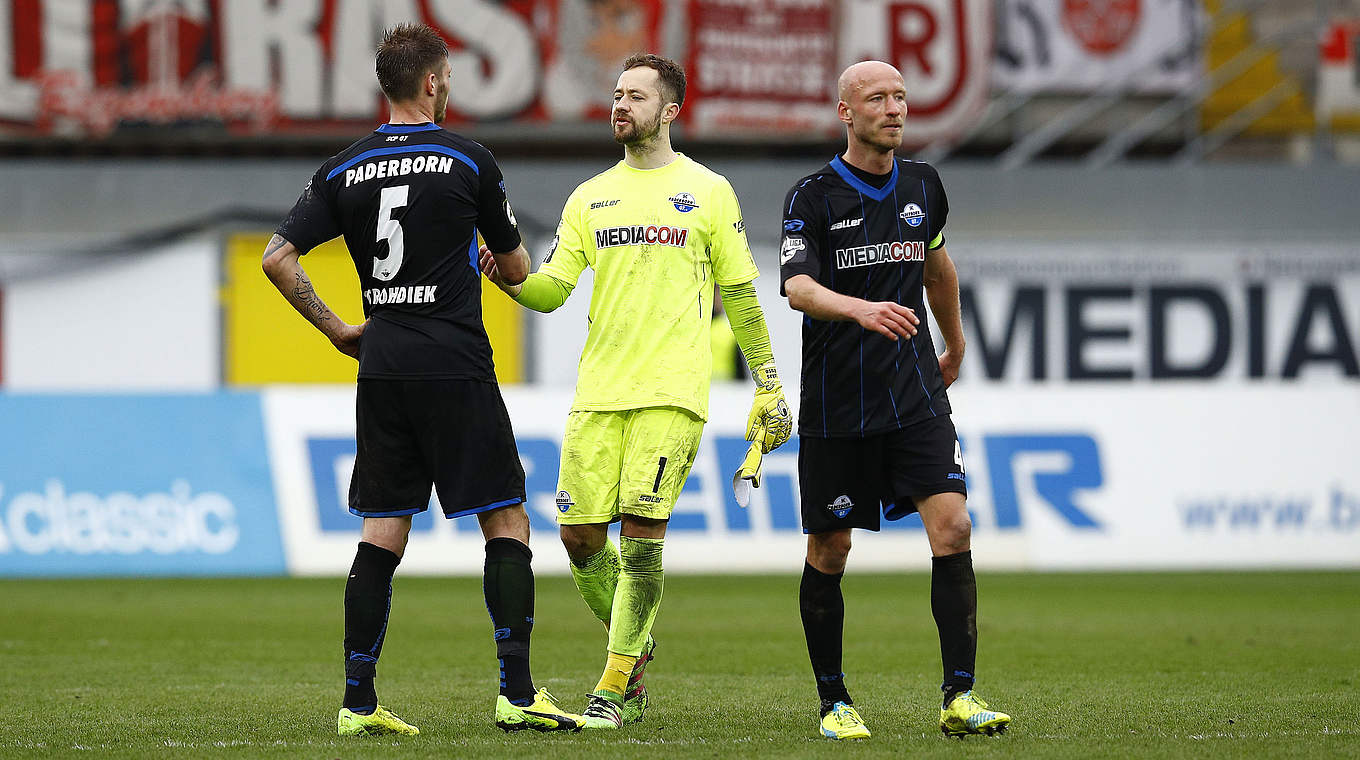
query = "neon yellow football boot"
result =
(820, 701, 871, 740)
(939, 690, 1011, 737)
(337, 705, 420, 736)
(494, 688, 584, 732)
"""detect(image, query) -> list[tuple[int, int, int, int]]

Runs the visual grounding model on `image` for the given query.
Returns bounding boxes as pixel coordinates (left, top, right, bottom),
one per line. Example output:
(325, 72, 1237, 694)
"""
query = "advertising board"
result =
(0, 393, 285, 575)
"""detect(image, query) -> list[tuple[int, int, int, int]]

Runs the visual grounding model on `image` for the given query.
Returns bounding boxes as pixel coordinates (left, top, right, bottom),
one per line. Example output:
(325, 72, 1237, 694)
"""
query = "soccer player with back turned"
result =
(779, 61, 1012, 740)
(482, 54, 792, 729)
(262, 23, 581, 736)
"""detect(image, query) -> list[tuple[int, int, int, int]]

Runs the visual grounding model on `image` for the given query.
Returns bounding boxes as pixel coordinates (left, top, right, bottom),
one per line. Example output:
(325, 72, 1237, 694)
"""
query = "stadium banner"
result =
(991, 0, 1200, 94)
(684, 0, 839, 137)
(265, 385, 1360, 575)
(950, 243, 1360, 384)
(1318, 19, 1360, 131)
(838, 0, 993, 144)
(2, 0, 999, 144)
(0, 0, 664, 138)
(0, 393, 285, 576)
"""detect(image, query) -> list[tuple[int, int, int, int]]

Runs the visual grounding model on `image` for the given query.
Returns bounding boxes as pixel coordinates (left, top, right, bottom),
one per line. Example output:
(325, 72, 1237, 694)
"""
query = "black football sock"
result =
(343, 541, 401, 713)
(484, 537, 536, 705)
(931, 550, 978, 706)
(800, 562, 851, 711)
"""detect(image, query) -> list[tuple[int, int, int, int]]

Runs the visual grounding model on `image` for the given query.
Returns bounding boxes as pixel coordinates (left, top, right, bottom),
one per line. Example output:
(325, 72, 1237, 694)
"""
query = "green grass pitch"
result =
(2, 571, 1356, 759)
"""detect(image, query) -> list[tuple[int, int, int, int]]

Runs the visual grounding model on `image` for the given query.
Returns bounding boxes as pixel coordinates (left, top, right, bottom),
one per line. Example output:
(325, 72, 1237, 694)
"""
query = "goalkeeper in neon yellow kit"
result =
(480, 53, 791, 729)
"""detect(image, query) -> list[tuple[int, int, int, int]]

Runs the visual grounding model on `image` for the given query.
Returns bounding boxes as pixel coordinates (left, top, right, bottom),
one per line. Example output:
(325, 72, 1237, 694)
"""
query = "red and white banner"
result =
(0, 0, 663, 138)
(838, 0, 993, 145)
(991, 0, 1201, 94)
(0, 0, 1043, 145)
(1318, 20, 1360, 123)
(684, 0, 839, 137)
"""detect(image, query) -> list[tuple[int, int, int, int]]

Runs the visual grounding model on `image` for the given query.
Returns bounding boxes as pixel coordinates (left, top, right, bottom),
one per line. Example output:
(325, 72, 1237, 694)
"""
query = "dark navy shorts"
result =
(799, 414, 967, 533)
(350, 379, 526, 519)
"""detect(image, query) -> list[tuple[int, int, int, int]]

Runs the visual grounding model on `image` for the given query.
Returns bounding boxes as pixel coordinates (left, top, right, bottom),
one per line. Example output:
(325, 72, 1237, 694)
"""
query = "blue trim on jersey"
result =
(830, 155, 897, 202)
(856, 191, 870, 434)
(468, 229, 478, 271)
(886, 184, 906, 427)
(909, 336, 939, 417)
(349, 505, 425, 517)
(326, 144, 478, 180)
(443, 497, 523, 520)
(375, 122, 441, 133)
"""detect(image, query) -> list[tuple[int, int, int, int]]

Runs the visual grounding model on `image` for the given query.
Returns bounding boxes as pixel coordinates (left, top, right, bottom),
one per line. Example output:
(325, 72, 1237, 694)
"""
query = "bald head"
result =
(837, 60, 904, 103)
(836, 60, 907, 156)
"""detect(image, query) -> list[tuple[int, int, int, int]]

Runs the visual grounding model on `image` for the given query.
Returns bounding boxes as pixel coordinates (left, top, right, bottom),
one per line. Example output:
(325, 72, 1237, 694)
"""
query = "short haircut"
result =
(622, 53, 686, 108)
(375, 23, 448, 102)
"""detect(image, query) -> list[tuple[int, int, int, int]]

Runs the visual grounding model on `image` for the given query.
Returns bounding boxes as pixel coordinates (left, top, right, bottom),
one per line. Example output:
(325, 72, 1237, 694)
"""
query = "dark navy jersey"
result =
(779, 155, 952, 437)
(276, 122, 520, 380)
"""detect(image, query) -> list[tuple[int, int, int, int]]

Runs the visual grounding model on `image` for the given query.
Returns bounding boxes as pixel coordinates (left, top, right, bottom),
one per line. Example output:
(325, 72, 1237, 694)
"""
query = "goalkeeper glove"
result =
(731, 424, 765, 508)
(747, 361, 792, 454)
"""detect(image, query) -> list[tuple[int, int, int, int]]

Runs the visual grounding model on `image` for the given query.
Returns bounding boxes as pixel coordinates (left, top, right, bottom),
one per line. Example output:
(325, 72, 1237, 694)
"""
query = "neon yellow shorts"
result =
(556, 407, 704, 525)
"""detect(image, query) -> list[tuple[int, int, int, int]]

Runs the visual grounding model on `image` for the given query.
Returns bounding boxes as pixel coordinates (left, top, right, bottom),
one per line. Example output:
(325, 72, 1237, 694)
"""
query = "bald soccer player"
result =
(777, 61, 1012, 740)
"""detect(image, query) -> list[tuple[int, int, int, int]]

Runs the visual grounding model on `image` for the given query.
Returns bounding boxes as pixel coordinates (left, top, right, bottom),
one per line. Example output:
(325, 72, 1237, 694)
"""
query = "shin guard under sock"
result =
(800, 562, 851, 708)
(484, 537, 537, 704)
(343, 541, 401, 712)
(931, 550, 978, 703)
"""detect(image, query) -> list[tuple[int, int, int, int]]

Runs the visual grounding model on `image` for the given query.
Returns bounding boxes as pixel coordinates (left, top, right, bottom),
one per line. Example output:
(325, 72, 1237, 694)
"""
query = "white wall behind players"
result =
(3, 239, 219, 390)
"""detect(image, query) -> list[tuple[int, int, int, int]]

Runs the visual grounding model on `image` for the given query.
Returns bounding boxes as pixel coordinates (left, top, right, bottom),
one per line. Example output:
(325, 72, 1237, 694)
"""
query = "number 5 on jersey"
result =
(374, 184, 409, 281)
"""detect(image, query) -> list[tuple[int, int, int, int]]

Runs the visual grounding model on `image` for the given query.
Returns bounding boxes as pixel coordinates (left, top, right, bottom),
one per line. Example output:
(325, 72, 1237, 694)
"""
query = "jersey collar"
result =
(376, 122, 441, 134)
(830, 155, 897, 202)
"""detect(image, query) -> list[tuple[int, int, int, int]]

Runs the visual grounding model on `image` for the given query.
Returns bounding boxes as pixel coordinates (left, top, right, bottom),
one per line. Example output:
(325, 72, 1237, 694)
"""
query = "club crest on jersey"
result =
(900, 203, 924, 227)
(595, 225, 689, 249)
(780, 236, 806, 264)
(828, 495, 853, 518)
(669, 192, 698, 213)
(555, 490, 574, 513)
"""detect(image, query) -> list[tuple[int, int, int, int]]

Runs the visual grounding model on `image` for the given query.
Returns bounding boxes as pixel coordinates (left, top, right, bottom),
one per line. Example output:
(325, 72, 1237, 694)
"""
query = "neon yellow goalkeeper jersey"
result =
(539, 154, 759, 420)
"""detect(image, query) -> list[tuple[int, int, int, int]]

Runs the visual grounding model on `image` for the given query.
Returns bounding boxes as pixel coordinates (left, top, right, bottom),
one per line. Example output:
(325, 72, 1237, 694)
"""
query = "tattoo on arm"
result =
(291, 270, 333, 327)
(263, 234, 287, 260)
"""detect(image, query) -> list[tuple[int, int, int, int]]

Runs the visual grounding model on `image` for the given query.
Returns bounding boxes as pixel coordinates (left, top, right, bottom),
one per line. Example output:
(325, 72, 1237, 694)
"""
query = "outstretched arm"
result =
(261, 234, 365, 357)
(479, 245, 575, 313)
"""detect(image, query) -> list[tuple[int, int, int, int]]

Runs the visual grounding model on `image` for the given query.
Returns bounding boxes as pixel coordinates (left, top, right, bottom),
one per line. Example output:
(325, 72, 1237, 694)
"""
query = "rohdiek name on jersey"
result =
(364, 284, 437, 305)
(835, 240, 926, 269)
(344, 155, 459, 187)
(594, 225, 689, 249)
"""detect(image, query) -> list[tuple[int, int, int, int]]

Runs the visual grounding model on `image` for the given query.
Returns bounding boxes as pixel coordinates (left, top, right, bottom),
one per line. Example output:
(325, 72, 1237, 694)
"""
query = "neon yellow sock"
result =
(606, 536, 665, 657)
(569, 541, 620, 627)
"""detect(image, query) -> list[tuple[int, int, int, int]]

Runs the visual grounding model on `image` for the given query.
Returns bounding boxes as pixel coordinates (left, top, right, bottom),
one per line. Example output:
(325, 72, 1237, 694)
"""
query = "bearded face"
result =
(613, 102, 662, 145)
(612, 67, 670, 147)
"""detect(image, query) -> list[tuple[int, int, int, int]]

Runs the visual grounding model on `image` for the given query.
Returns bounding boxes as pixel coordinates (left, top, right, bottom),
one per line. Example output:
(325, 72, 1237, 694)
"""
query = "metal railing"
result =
(923, 0, 1338, 167)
